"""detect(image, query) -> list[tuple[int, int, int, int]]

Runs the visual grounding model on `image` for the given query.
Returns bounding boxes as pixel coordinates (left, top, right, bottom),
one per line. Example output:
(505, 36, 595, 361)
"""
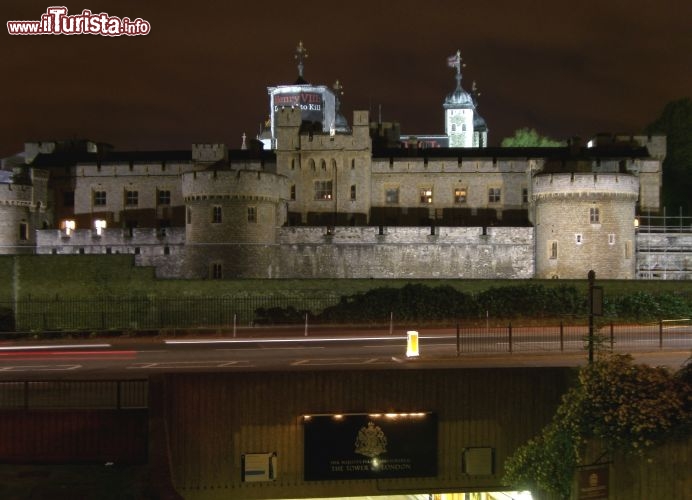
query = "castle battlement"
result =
(192, 144, 228, 163)
(182, 169, 288, 202)
(532, 173, 639, 199)
(0, 183, 34, 206)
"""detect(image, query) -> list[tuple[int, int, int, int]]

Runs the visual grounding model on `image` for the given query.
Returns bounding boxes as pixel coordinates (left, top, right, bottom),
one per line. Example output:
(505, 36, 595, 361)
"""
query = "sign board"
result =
(592, 286, 604, 316)
(242, 452, 277, 482)
(578, 465, 609, 499)
(303, 413, 437, 481)
(272, 91, 324, 124)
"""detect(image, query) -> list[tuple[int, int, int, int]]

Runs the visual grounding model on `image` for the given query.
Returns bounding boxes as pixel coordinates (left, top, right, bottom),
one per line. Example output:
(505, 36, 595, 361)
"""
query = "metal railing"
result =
(449, 320, 691, 354)
(1, 296, 340, 332)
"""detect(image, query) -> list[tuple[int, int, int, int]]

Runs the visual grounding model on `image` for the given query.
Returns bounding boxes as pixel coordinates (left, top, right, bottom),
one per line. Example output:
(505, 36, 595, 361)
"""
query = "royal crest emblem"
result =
(354, 421, 387, 458)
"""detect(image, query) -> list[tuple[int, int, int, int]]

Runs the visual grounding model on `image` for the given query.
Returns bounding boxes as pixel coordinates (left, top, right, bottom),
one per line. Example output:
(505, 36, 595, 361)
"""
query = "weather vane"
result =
(295, 41, 308, 79)
(447, 49, 465, 90)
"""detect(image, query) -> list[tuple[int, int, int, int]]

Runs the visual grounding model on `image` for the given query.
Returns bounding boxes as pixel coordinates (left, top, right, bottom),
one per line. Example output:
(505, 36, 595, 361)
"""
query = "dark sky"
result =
(2, 0, 691, 157)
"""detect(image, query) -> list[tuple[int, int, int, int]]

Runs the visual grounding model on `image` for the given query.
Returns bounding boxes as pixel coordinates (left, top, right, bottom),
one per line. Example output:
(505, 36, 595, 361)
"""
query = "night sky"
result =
(2, 0, 691, 158)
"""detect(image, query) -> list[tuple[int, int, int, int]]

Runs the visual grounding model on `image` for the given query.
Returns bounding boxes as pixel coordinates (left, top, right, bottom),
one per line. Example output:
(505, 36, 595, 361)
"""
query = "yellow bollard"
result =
(406, 330, 419, 357)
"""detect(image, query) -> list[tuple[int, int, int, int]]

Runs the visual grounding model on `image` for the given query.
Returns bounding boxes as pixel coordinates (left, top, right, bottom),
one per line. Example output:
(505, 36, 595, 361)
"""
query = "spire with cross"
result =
(295, 41, 308, 80)
(333, 79, 344, 113)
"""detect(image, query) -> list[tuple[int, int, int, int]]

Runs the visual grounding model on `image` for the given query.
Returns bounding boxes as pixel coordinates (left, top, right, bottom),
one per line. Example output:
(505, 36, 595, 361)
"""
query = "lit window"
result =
(549, 240, 558, 259)
(314, 180, 333, 200)
(248, 206, 257, 223)
(93, 190, 106, 206)
(94, 219, 107, 236)
(350, 185, 357, 200)
(420, 188, 433, 204)
(212, 206, 222, 223)
(157, 189, 171, 206)
(62, 219, 76, 236)
(125, 190, 138, 206)
(590, 207, 600, 224)
(385, 187, 399, 204)
(488, 187, 501, 203)
(454, 188, 467, 203)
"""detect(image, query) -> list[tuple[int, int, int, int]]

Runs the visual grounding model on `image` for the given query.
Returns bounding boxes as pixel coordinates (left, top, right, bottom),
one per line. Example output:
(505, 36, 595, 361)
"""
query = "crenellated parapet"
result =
(182, 169, 288, 203)
(532, 172, 640, 201)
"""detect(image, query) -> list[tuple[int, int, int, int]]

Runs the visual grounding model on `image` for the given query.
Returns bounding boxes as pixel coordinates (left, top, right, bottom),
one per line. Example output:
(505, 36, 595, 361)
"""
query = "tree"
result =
(646, 98, 692, 213)
(503, 354, 692, 499)
(501, 127, 565, 147)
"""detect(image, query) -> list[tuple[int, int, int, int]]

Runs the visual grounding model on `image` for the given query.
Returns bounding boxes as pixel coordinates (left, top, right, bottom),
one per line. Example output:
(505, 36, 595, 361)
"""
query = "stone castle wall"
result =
(187, 226, 534, 279)
(636, 232, 692, 279)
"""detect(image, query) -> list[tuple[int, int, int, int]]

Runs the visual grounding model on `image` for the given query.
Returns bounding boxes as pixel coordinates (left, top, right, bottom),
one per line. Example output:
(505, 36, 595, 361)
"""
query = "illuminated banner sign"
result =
(303, 413, 437, 481)
(273, 92, 324, 123)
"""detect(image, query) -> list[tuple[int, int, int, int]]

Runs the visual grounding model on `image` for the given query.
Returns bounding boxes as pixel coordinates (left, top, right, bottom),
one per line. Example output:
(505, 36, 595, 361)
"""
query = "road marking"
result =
(292, 358, 381, 366)
(0, 344, 111, 351)
(215, 347, 326, 351)
(166, 336, 407, 345)
(0, 364, 81, 371)
(127, 360, 252, 369)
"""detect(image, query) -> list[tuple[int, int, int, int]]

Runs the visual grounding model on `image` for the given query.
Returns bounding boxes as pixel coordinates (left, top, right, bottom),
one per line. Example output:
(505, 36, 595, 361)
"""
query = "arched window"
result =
(308, 159, 315, 170)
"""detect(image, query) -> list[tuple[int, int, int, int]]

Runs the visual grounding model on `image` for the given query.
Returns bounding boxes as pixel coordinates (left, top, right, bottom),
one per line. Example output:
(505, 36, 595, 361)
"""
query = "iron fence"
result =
(1, 296, 340, 332)
(449, 320, 691, 354)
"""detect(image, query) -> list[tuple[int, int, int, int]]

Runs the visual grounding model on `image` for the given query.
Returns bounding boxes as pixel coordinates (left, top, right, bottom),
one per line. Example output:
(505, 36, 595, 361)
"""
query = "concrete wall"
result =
(162, 368, 571, 499)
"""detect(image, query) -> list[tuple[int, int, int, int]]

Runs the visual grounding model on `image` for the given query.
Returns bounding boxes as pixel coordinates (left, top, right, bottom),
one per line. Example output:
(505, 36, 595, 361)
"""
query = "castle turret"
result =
(182, 168, 288, 278)
(533, 172, 639, 279)
(0, 167, 50, 255)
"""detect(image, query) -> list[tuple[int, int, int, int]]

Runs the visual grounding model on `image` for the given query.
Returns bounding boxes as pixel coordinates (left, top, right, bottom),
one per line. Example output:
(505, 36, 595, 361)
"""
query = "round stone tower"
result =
(0, 168, 49, 255)
(181, 169, 288, 278)
(533, 173, 639, 279)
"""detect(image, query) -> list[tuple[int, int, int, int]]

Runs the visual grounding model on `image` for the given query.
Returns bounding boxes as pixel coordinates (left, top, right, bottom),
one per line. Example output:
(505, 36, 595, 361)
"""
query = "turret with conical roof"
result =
(443, 51, 487, 147)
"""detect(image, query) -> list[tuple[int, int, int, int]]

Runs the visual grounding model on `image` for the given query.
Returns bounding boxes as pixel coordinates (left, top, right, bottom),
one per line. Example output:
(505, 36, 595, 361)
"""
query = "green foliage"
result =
(503, 422, 578, 499)
(503, 355, 692, 498)
(254, 283, 692, 325)
(501, 127, 566, 147)
(609, 291, 692, 320)
(646, 98, 692, 212)
(476, 284, 582, 318)
(317, 284, 477, 323)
